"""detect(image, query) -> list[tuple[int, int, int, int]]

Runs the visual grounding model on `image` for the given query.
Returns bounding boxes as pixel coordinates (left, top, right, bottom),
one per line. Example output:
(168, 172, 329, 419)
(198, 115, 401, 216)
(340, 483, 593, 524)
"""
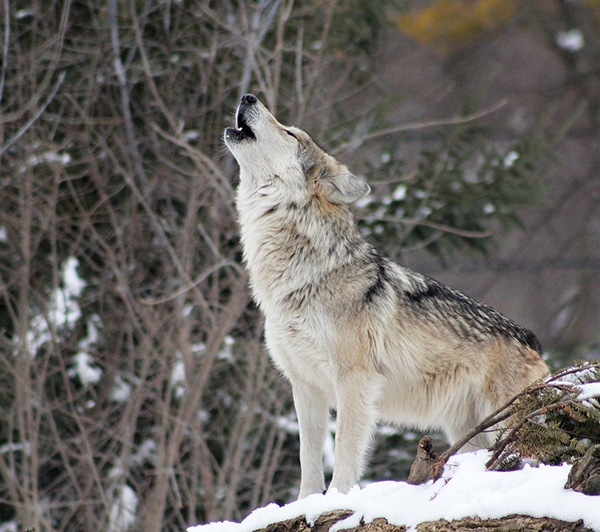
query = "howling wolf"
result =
(224, 94, 548, 498)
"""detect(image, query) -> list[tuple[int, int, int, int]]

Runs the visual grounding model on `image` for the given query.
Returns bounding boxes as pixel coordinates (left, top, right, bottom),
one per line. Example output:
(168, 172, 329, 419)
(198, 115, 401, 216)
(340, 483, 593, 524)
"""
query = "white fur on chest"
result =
(237, 186, 356, 313)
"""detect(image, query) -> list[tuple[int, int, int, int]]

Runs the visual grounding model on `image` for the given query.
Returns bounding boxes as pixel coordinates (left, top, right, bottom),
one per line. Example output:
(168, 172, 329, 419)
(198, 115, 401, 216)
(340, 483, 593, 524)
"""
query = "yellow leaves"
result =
(586, 0, 600, 24)
(396, 0, 517, 55)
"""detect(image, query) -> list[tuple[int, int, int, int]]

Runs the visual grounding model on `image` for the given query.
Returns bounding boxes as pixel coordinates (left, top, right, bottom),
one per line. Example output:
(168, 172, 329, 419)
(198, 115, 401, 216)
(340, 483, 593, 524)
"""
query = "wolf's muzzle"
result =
(225, 93, 258, 143)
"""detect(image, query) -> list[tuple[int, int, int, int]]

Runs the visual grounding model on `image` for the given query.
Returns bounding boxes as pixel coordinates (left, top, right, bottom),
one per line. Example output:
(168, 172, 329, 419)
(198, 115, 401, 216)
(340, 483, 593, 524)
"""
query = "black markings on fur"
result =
(260, 204, 279, 217)
(282, 283, 317, 312)
(363, 254, 389, 303)
(404, 281, 443, 304)
(404, 275, 543, 353)
(523, 329, 543, 353)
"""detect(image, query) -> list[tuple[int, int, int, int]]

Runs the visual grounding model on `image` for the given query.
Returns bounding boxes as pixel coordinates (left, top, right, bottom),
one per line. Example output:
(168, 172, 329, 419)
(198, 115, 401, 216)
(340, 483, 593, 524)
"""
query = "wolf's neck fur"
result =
(237, 184, 371, 311)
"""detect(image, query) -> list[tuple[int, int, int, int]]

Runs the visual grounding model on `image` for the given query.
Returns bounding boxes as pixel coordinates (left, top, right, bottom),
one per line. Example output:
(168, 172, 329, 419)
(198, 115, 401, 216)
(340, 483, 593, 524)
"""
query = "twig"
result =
(0, 72, 66, 157)
(376, 216, 494, 239)
(333, 99, 508, 154)
(238, 0, 282, 101)
(150, 122, 236, 210)
(485, 390, 582, 470)
(0, 0, 10, 107)
(432, 404, 517, 478)
(108, 0, 150, 195)
(140, 260, 243, 306)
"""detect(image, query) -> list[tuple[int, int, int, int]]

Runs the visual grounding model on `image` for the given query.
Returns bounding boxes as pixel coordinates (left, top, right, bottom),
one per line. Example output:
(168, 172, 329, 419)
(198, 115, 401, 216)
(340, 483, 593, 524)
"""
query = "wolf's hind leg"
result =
(293, 382, 329, 498)
(445, 397, 495, 452)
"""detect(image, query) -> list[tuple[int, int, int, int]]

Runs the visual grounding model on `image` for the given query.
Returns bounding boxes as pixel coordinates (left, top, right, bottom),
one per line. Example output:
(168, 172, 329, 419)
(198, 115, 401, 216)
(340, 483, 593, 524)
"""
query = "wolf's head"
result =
(224, 94, 370, 205)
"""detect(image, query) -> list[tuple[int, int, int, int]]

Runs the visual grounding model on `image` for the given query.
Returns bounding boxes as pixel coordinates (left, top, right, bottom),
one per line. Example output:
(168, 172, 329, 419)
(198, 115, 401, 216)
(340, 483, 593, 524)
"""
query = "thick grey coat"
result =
(225, 94, 549, 498)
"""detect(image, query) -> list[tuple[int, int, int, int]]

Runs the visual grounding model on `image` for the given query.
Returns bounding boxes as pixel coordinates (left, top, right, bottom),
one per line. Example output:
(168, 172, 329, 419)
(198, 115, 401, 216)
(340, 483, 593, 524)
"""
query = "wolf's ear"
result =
(321, 168, 370, 204)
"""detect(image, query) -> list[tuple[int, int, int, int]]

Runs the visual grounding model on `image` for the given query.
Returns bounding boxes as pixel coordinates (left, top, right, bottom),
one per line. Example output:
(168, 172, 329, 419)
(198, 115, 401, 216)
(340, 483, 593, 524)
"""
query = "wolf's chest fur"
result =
(238, 192, 373, 316)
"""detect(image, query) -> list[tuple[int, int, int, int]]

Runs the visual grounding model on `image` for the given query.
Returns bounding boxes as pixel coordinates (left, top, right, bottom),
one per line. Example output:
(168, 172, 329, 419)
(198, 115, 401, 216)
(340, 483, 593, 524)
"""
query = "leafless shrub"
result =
(0, 1, 384, 530)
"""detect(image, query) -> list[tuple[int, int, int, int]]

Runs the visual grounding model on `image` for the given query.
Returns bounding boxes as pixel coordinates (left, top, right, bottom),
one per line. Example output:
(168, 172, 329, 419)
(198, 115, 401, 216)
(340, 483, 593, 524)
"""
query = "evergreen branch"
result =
(411, 366, 600, 484)
(485, 399, 578, 471)
(436, 381, 558, 464)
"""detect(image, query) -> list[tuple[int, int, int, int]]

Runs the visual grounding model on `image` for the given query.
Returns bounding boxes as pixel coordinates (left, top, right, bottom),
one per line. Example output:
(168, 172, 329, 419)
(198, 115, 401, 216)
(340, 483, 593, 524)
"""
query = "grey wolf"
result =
(224, 94, 549, 498)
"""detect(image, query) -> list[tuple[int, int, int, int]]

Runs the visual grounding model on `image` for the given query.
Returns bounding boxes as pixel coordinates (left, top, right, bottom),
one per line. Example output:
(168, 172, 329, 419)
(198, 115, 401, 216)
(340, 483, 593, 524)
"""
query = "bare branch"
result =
(376, 216, 494, 239)
(333, 99, 508, 155)
(0, 72, 65, 157)
(108, 0, 150, 195)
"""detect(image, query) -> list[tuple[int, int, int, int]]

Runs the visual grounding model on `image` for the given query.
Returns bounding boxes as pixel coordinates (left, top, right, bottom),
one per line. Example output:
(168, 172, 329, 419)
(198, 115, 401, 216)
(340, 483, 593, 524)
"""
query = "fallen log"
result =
(254, 511, 595, 532)
(565, 444, 600, 496)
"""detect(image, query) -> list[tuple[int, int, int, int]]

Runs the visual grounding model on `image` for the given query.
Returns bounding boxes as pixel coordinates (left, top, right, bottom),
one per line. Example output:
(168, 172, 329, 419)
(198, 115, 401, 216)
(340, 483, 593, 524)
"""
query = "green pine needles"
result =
(488, 361, 600, 471)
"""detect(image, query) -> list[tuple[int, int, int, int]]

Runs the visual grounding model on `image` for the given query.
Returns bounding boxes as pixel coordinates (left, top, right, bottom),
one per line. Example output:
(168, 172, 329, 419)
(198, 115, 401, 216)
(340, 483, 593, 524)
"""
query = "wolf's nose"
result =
(241, 94, 257, 105)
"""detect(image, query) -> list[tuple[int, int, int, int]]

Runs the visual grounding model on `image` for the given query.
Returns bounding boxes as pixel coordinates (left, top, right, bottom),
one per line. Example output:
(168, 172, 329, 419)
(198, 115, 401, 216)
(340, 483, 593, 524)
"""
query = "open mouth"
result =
(225, 107, 256, 143)
(224, 94, 259, 144)
(236, 108, 256, 140)
(224, 110, 256, 143)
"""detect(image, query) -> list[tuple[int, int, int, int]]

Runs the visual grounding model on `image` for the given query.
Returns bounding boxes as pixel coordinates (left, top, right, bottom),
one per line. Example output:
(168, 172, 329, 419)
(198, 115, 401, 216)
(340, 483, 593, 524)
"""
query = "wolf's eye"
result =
(286, 130, 297, 139)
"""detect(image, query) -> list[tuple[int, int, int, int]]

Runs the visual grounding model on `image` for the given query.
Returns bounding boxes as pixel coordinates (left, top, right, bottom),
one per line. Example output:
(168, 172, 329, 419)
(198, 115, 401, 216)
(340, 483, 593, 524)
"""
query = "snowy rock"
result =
(188, 451, 600, 532)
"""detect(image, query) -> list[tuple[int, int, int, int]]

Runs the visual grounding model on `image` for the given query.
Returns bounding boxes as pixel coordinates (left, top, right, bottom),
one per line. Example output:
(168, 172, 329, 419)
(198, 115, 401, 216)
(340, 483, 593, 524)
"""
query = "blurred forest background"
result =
(0, 0, 599, 531)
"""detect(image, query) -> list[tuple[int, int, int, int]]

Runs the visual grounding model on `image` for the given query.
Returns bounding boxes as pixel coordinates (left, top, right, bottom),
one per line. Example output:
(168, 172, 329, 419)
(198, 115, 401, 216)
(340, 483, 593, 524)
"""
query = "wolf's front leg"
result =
(292, 382, 329, 498)
(329, 369, 380, 494)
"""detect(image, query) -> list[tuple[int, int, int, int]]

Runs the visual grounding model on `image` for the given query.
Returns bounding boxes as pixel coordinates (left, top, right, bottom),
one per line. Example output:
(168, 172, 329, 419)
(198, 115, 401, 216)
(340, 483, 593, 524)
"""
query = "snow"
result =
(556, 29, 584, 52)
(68, 352, 102, 386)
(48, 256, 86, 328)
(218, 335, 236, 362)
(502, 150, 519, 169)
(355, 195, 374, 209)
(483, 203, 495, 214)
(20, 150, 72, 171)
(107, 463, 139, 532)
(110, 375, 132, 402)
(577, 382, 600, 401)
(188, 450, 600, 532)
(547, 380, 600, 404)
(392, 184, 407, 201)
(25, 257, 87, 358)
(108, 484, 138, 532)
(171, 357, 186, 398)
(380, 151, 391, 164)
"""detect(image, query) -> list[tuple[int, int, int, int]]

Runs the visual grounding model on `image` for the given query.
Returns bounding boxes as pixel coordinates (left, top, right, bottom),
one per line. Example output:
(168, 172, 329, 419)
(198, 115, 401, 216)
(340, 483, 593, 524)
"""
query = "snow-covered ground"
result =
(189, 450, 600, 532)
